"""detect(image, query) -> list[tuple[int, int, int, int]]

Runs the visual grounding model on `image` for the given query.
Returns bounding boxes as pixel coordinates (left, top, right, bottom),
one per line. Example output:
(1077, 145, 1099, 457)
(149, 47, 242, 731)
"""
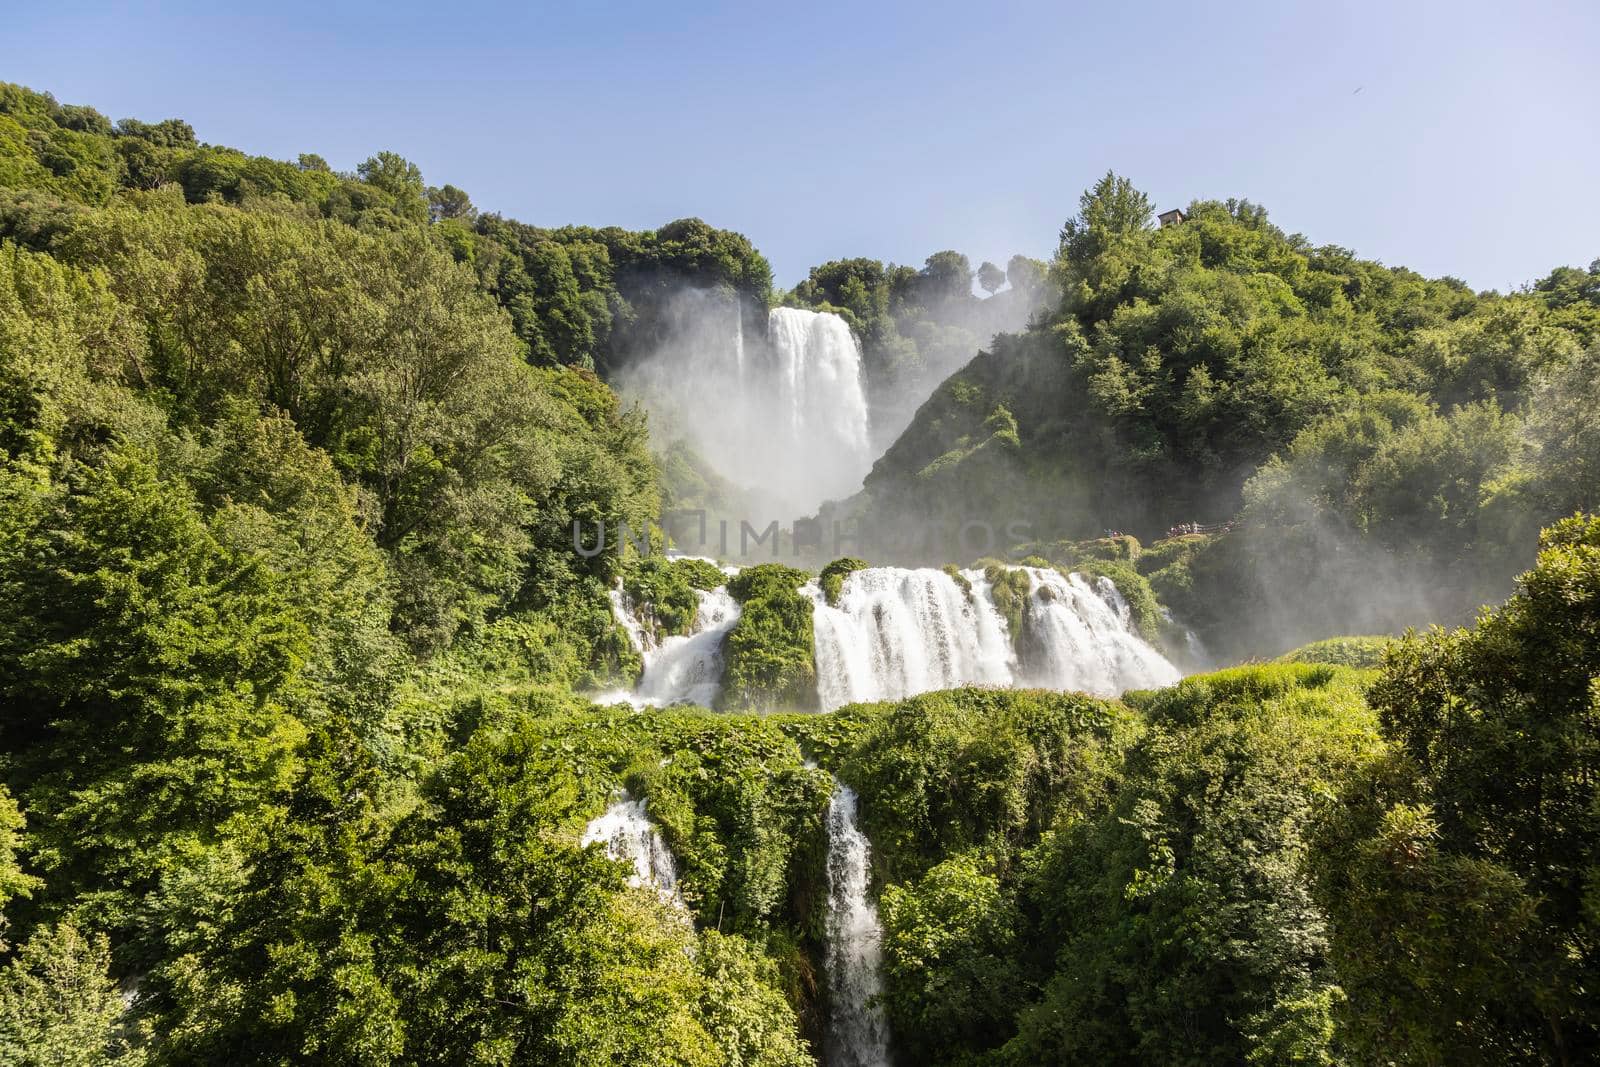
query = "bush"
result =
(818, 557, 868, 606)
(720, 565, 816, 712)
(1277, 635, 1394, 669)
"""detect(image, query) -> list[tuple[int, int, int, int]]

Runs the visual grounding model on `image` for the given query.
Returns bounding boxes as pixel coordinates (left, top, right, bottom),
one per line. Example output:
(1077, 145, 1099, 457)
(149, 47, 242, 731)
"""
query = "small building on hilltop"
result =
(1158, 208, 1186, 227)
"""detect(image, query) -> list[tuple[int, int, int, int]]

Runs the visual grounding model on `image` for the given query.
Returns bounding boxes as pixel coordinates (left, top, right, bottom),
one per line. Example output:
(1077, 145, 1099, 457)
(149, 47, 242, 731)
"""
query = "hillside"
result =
(846, 175, 1600, 656)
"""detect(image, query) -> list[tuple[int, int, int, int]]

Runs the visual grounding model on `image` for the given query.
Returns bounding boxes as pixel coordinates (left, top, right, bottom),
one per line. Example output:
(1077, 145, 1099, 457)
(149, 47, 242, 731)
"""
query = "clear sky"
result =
(5, 1, 1597, 290)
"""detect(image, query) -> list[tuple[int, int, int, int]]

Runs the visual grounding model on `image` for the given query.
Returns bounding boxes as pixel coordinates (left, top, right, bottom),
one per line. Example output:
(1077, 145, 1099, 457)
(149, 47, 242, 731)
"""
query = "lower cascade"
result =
(824, 783, 893, 1067)
(809, 567, 1013, 710)
(809, 566, 1180, 711)
(1012, 567, 1182, 694)
(603, 582, 742, 708)
(580, 792, 685, 908)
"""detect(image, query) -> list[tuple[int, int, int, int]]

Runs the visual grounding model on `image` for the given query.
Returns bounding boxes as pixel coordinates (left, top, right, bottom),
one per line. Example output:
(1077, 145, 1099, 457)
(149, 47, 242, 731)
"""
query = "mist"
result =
(616, 266, 1053, 533)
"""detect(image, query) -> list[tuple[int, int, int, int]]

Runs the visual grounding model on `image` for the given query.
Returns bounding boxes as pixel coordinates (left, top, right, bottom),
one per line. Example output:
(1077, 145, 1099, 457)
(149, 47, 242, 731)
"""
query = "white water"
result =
(605, 562, 1179, 712)
(825, 783, 892, 1067)
(810, 566, 1180, 710)
(600, 582, 741, 708)
(617, 293, 874, 517)
(810, 568, 1013, 711)
(581, 792, 685, 908)
(766, 306, 872, 505)
(1013, 568, 1182, 694)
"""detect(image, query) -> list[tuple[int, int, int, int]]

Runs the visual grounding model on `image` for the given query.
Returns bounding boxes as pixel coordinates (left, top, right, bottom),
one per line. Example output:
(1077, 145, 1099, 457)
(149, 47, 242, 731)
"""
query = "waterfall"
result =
(605, 560, 1180, 712)
(616, 294, 874, 517)
(765, 306, 872, 505)
(809, 566, 1180, 710)
(601, 580, 741, 708)
(809, 568, 1012, 711)
(581, 792, 685, 908)
(825, 783, 892, 1067)
(1012, 568, 1182, 694)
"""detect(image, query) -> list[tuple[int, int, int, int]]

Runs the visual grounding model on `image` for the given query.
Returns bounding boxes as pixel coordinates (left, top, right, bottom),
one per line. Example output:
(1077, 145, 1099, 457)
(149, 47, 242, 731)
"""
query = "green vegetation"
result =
(1310, 514, 1600, 1063)
(1278, 635, 1395, 668)
(0, 80, 795, 1064)
(853, 172, 1600, 659)
(818, 556, 868, 606)
(621, 555, 728, 643)
(720, 565, 817, 712)
(982, 563, 1034, 643)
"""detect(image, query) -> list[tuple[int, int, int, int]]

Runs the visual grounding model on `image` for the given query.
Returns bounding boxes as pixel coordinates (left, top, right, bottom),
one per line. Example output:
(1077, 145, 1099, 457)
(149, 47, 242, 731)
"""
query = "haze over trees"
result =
(0, 81, 1597, 1065)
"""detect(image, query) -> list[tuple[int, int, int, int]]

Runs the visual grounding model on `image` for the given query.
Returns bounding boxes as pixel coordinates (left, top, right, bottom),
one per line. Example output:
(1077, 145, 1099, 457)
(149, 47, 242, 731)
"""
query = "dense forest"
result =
(0, 81, 1597, 1066)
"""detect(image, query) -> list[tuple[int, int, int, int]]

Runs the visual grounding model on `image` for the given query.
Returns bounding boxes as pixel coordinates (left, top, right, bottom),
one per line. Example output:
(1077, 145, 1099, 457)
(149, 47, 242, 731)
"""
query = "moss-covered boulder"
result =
(719, 564, 816, 712)
(620, 555, 727, 644)
(819, 556, 868, 606)
(982, 563, 1033, 643)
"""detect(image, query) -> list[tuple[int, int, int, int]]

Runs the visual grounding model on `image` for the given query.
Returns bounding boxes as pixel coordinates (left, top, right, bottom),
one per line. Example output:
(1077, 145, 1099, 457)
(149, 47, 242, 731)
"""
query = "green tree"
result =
(0, 923, 141, 1067)
(977, 260, 1006, 296)
(1314, 514, 1600, 1064)
(1528, 343, 1600, 515)
(355, 151, 427, 221)
(0, 789, 40, 936)
(0, 451, 308, 932)
(1058, 170, 1152, 267)
(426, 182, 475, 222)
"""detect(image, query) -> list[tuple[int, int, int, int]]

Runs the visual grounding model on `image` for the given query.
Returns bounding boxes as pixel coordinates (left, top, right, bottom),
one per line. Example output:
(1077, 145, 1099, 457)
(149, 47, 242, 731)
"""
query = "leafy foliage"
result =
(818, 557, 867, 606)
(2, 79, 1599, 1067)
(720, 565, 816, 712)
(1311, 514, 1600, 1063)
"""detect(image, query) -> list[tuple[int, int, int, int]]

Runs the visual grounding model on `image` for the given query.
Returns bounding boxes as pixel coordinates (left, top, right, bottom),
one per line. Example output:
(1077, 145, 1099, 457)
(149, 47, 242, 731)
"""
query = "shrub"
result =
(720, 565, 816, 712)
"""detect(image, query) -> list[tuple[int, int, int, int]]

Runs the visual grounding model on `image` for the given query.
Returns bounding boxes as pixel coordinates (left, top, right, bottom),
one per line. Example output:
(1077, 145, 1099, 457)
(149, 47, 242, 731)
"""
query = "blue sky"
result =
(6, 0, 1597, 290)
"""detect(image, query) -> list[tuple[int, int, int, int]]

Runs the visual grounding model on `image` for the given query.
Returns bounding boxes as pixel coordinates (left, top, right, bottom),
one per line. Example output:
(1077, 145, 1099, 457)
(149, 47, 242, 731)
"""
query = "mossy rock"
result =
(720, 564, 816, 712)
(983, 563, 1033, 644)
(819, 557, 868, 607)
(621, 556, 728, 643)
(1135, 534, 1211, 577)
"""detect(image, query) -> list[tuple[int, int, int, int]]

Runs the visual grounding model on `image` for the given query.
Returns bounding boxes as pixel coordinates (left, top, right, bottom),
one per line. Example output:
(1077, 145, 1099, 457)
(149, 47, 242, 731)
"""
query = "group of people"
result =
(1166, 520, 1235, 539)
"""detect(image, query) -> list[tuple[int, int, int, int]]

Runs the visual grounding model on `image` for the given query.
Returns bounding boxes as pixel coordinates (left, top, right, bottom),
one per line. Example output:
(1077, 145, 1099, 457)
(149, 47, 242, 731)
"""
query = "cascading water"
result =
(1012, 567, 1182, 694)
(824, 783, 892, 1067)
(809, 566, 1181, 710)
(581, 792, 685, 908)
(601, 579, 741, 708)
(809, 568, 1012, 711)
(765, 306, 872, 504)
(617, 294, 874, 518)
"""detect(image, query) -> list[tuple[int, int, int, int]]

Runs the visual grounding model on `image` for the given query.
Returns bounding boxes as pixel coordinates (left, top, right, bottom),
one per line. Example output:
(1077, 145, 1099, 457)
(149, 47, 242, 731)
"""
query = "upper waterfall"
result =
(766, 306, 872, 504)
(616, 292, 874, 518)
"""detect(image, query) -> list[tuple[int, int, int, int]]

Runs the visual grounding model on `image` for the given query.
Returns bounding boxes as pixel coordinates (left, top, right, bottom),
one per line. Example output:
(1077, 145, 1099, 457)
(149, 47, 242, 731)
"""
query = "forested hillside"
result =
(849, 174, 1600, 657)
(0, 82, 1597, 1067)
